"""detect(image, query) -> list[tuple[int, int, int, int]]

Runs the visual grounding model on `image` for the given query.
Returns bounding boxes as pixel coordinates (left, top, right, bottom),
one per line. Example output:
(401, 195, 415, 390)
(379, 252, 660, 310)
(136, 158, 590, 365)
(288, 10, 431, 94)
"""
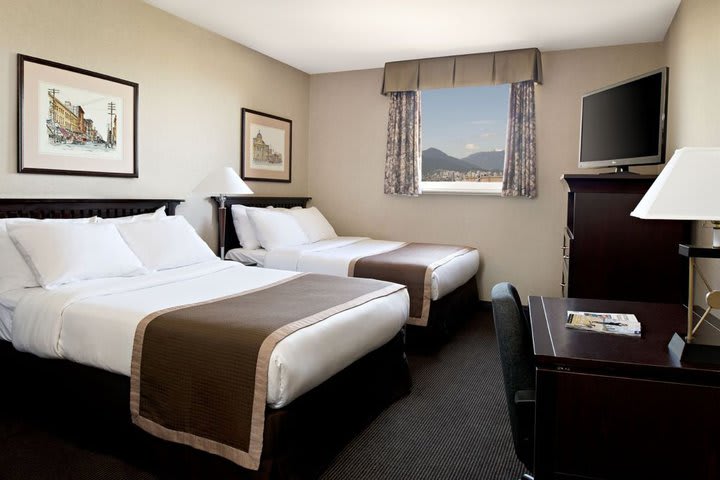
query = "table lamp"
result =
(631, 147, 720, 360)
(194, 167, 253, 259)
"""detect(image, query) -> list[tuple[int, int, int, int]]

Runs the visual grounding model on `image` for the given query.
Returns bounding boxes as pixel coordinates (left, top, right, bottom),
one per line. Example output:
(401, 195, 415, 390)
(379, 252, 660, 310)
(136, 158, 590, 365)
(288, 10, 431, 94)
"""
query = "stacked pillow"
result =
(0, 216, 96, 293)
(1, 209, 217, 291)
(231, 205, 337, 251)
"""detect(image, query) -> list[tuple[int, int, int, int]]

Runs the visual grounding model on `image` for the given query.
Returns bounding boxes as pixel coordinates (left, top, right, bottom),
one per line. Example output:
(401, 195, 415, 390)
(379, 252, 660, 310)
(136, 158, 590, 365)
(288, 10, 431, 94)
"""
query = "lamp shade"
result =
(631, 147, 720, 221)
(193, 167, 253, 196)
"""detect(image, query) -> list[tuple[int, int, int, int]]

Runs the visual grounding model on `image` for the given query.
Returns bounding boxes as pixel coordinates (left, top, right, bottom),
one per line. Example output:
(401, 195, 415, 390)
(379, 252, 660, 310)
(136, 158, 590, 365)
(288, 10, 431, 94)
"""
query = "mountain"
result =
(461, 150, 505, 171)
(421, 147, 505, 172)
(421, 148, 475, 172)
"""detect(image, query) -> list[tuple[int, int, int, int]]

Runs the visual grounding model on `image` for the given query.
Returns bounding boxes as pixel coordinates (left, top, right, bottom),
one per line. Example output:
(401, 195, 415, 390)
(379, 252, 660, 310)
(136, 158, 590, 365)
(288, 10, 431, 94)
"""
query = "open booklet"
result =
(566, 311, 642, 337)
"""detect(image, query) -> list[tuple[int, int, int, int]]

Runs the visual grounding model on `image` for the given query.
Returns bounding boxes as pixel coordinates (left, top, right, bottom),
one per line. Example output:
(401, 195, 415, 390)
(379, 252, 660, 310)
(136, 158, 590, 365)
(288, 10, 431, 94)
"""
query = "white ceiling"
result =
(145, 0, 681, 74)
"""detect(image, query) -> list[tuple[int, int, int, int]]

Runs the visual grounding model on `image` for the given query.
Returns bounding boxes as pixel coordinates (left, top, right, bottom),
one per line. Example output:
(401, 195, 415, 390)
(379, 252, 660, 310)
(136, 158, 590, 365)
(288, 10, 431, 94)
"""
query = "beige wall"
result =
(0, 0, 309, 249)
(308, 44, 665, 300)
(664, 0, 720, 299)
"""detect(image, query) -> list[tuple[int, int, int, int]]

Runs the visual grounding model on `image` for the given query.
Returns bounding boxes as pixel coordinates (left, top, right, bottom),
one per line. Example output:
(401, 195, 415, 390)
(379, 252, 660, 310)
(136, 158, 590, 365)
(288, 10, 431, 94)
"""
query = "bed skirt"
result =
(0, 329, 411, 480)
(408, 276, 480, 347)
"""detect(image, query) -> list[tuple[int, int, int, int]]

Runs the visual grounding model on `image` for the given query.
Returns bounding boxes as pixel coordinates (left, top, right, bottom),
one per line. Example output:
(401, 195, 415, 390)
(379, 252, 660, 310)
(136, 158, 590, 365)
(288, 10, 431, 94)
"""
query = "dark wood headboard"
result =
(0, 198, 183, 219)
(212, 196, 311, 252)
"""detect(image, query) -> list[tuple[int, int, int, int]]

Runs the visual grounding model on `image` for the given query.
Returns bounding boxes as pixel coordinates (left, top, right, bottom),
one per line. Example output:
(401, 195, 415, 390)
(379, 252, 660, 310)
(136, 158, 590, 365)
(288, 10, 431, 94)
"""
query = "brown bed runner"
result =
(129, 273, 405, 470)
(349, 243, 474, 327)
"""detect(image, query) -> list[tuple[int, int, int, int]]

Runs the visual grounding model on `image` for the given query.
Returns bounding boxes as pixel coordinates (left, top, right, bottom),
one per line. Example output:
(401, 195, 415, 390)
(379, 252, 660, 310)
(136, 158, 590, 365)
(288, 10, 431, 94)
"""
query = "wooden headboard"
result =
(0, 198, 183, 219)
(212, 196, 311, 252)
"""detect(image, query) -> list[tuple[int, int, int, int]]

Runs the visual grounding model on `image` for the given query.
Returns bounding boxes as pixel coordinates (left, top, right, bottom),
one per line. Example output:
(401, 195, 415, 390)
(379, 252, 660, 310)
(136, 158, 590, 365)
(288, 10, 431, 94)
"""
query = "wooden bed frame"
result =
(214, 196, 479, 342)
(0, 198, 411, 479)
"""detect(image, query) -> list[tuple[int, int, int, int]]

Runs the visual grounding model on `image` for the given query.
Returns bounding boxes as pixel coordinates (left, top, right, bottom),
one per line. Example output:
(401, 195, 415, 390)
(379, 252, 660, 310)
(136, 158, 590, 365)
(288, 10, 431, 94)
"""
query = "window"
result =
(421, 85, 510, 194)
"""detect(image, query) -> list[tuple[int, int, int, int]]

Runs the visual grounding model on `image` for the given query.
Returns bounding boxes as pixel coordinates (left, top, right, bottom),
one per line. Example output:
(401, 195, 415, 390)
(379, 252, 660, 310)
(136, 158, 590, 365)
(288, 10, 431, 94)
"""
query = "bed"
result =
(0, 198, 411, 480)
(218, 196, 480, 339)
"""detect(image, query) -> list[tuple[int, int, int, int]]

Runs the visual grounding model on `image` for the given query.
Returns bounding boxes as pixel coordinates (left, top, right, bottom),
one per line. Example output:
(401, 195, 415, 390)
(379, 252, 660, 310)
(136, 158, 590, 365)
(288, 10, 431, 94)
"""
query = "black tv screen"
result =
(579, 68, 667, 171)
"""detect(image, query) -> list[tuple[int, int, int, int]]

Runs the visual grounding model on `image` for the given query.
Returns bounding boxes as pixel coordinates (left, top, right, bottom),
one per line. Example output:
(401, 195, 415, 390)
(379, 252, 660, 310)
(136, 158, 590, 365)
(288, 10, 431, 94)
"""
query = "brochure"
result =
(566, 311, 641, 337)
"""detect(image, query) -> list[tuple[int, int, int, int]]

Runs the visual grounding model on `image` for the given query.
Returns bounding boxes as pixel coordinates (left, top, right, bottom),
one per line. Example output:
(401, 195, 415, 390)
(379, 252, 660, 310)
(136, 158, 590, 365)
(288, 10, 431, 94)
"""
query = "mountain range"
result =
(422, 148, 504, 172)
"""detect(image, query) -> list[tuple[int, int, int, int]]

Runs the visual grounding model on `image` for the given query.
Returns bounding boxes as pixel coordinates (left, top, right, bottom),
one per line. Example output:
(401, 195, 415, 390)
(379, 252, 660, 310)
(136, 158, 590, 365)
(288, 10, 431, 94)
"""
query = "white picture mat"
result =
(21, 60, 135, 174)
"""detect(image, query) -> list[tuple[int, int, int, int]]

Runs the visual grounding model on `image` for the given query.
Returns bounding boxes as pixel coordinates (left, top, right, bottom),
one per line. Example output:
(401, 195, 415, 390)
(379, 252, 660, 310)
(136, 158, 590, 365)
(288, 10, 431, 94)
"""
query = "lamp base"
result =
(668, 314, 720, 365)
(668, 333, 720, 364)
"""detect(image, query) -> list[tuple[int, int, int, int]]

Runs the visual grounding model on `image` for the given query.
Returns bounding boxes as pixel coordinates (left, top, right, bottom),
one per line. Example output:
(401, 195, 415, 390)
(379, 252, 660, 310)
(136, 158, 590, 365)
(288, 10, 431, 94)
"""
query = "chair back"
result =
(491, 282, 535, 470)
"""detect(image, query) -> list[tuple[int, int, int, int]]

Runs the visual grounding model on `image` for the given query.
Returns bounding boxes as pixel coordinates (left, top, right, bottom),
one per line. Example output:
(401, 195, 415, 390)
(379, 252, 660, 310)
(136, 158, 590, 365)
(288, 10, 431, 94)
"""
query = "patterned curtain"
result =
(384, 91, 421, 196)
(502, 80, 537, 198)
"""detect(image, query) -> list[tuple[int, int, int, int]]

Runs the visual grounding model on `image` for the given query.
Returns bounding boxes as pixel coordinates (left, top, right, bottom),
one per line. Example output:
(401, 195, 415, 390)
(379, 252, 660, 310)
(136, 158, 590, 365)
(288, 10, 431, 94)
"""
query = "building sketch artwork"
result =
(250, 126, 285, 171)
(43, 83, 122, 157)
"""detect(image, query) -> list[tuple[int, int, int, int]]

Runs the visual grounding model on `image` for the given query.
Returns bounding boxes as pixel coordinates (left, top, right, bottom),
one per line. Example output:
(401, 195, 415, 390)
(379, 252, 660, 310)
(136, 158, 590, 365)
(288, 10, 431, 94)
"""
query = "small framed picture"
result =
(17, 54, 138, 177)
(241, 108, 292, 183)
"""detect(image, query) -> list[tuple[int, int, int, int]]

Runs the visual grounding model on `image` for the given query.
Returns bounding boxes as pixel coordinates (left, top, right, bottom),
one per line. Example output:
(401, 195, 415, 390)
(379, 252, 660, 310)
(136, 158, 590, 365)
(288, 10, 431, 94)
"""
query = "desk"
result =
(528, 297, 720, 480)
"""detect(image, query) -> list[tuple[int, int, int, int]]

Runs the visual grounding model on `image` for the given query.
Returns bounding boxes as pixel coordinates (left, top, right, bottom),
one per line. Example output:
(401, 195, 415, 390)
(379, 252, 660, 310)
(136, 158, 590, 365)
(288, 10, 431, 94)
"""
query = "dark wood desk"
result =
(528, 296, 720, 480)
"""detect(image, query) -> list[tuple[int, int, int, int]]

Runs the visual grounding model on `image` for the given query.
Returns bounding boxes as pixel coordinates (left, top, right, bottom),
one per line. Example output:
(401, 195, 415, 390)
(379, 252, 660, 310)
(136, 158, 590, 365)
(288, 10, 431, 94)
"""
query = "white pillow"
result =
(287, 207, 337, 243)
(8, 223, 148, 289)
(99, 206, 166, 224)
(0, 216, 98, 292)
(230, 205, 262, 249)
(246, 208, 310, 251)
(117, 216, 217, 271)
(0, 226, 38, 294)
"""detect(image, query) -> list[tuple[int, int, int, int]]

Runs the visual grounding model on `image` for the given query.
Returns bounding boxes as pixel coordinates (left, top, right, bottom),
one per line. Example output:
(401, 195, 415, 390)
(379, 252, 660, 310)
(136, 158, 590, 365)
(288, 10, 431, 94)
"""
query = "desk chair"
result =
(491, 282, 535, 480)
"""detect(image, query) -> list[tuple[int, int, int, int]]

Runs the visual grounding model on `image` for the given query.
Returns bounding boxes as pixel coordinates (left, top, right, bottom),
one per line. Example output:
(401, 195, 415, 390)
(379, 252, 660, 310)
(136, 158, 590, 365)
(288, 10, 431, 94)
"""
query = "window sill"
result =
(421, 182, 502, 196)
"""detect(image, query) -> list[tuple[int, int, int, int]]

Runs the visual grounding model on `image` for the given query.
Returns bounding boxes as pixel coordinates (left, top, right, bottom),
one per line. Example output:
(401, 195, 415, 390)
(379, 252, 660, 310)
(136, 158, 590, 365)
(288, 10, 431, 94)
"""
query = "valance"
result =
(381, 48, 543, 94)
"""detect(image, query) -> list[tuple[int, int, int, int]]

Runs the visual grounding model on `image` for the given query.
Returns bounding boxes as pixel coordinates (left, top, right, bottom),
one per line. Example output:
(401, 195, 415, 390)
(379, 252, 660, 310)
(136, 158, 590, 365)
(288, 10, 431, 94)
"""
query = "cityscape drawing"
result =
(250, 125, 285, 171)
(41, 82, 122, 158)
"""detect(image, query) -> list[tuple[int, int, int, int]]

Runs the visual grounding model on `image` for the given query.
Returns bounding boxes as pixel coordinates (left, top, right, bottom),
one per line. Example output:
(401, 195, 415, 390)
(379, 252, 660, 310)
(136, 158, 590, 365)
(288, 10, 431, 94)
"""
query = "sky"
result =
(421, 84, 509, 159)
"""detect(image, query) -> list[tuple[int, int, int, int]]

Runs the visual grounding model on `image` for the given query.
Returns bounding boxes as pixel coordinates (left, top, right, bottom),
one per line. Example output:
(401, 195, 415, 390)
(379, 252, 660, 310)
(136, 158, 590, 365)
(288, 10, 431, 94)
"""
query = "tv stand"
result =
(612, 165, 637, 174)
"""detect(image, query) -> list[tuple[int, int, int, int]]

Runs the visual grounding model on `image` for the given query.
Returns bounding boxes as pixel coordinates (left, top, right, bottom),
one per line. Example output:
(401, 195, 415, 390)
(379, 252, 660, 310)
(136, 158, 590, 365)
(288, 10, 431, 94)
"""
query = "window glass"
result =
(421, 85, 510, 192)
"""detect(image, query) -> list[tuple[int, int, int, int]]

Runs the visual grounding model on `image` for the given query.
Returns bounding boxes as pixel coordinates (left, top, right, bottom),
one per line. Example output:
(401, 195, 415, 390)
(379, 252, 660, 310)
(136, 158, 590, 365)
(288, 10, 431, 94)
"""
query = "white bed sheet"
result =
(226, 237, 479, 301)
(10, 260, 409, 409)
(0, 304, 12, 342)
(0, 288, 29, 342)
(226, 247, 267, 266)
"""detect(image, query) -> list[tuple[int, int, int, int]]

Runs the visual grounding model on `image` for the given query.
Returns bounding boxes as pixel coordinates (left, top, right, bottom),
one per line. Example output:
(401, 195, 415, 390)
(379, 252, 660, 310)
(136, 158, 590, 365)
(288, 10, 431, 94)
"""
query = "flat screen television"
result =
(579, 67, 668, 172)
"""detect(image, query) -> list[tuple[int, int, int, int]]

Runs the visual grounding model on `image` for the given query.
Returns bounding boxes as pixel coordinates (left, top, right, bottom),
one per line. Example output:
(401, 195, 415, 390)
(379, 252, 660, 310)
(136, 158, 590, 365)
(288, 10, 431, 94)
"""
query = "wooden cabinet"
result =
(562, 174, 690, 303)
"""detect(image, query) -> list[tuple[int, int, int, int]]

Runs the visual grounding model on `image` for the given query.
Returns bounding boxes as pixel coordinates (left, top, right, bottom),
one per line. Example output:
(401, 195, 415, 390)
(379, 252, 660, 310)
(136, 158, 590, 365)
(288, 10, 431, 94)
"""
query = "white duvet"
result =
(227, 237, 479, 301)
(9, 260, 409, 409)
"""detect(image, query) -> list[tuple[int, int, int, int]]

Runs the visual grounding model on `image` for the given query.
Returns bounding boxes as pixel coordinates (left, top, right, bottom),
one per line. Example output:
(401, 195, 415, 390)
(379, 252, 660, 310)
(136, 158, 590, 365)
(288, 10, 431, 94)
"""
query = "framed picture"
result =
(241, 108, 292, 183)
(17, 54, 138, 177)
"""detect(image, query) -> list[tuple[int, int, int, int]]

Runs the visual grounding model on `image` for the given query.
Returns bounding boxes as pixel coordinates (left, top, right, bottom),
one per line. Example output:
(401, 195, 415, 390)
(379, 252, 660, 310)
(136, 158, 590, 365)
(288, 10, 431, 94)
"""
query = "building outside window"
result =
(421, 84, 510, 194)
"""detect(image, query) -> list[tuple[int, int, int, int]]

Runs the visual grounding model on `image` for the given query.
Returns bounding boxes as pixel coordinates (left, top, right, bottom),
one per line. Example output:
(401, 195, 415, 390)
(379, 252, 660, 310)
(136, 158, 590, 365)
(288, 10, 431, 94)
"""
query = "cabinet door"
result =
(535, 369, 720, 480)
(568, 192, 686, 303)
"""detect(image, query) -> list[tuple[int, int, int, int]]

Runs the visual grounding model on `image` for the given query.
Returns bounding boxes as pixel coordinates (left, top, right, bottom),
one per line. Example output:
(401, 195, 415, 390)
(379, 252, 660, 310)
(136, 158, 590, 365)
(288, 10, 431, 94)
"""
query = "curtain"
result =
(502, 81, 537, 198)
(384, 91, 421, 196)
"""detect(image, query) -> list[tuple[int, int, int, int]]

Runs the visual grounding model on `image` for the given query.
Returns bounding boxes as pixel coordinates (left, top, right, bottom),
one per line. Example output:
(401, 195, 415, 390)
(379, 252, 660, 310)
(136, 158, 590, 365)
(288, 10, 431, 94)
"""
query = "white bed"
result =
(4, 259, 409, 409)
(226, 236, 480, 301)
(0, 198, 413, 474)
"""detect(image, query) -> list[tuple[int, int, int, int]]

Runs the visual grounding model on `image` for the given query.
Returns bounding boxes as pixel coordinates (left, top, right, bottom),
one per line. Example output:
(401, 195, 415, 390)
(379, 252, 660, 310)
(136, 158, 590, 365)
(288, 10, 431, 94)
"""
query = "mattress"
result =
(10, 260, 409, 409)
(226, 237, 479, 301)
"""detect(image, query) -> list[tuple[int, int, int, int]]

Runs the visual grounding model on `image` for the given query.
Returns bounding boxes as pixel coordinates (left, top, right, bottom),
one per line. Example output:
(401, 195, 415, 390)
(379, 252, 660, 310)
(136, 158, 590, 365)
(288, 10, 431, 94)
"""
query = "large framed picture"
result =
(241, 108, 292, 183)
(17, 54, 138, 177)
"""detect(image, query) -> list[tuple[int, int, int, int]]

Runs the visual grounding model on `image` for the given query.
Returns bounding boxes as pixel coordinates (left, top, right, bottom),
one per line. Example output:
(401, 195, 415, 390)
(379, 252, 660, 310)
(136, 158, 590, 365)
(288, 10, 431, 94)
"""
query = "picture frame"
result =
(17, 54, 138, 178)
(241, 108, 292, 183)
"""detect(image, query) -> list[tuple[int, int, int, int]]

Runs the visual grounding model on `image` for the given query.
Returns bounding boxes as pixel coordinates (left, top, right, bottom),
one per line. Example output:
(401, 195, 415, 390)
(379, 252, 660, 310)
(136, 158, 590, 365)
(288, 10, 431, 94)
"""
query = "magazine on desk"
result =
(566, 311, 642, 337)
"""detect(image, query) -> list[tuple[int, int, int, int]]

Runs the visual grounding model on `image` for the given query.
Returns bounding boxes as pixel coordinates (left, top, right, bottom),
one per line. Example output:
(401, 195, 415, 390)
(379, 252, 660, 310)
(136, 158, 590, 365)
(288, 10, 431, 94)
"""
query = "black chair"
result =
(491, 282, 535, 480)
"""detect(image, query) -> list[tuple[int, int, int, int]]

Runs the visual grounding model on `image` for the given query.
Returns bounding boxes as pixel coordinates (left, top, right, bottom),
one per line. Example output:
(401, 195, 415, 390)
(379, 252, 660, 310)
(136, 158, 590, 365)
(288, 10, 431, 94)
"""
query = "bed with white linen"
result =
(219, 196, 480, 335)
(0, 198, 411, 478)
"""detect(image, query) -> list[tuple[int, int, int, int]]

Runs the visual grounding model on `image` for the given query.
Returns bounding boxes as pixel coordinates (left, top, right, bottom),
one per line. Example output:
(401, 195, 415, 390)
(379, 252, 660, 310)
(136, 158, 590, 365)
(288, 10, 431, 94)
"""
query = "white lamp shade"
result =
(631, 147, 720, 221)
(193, 167, 253, 196)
